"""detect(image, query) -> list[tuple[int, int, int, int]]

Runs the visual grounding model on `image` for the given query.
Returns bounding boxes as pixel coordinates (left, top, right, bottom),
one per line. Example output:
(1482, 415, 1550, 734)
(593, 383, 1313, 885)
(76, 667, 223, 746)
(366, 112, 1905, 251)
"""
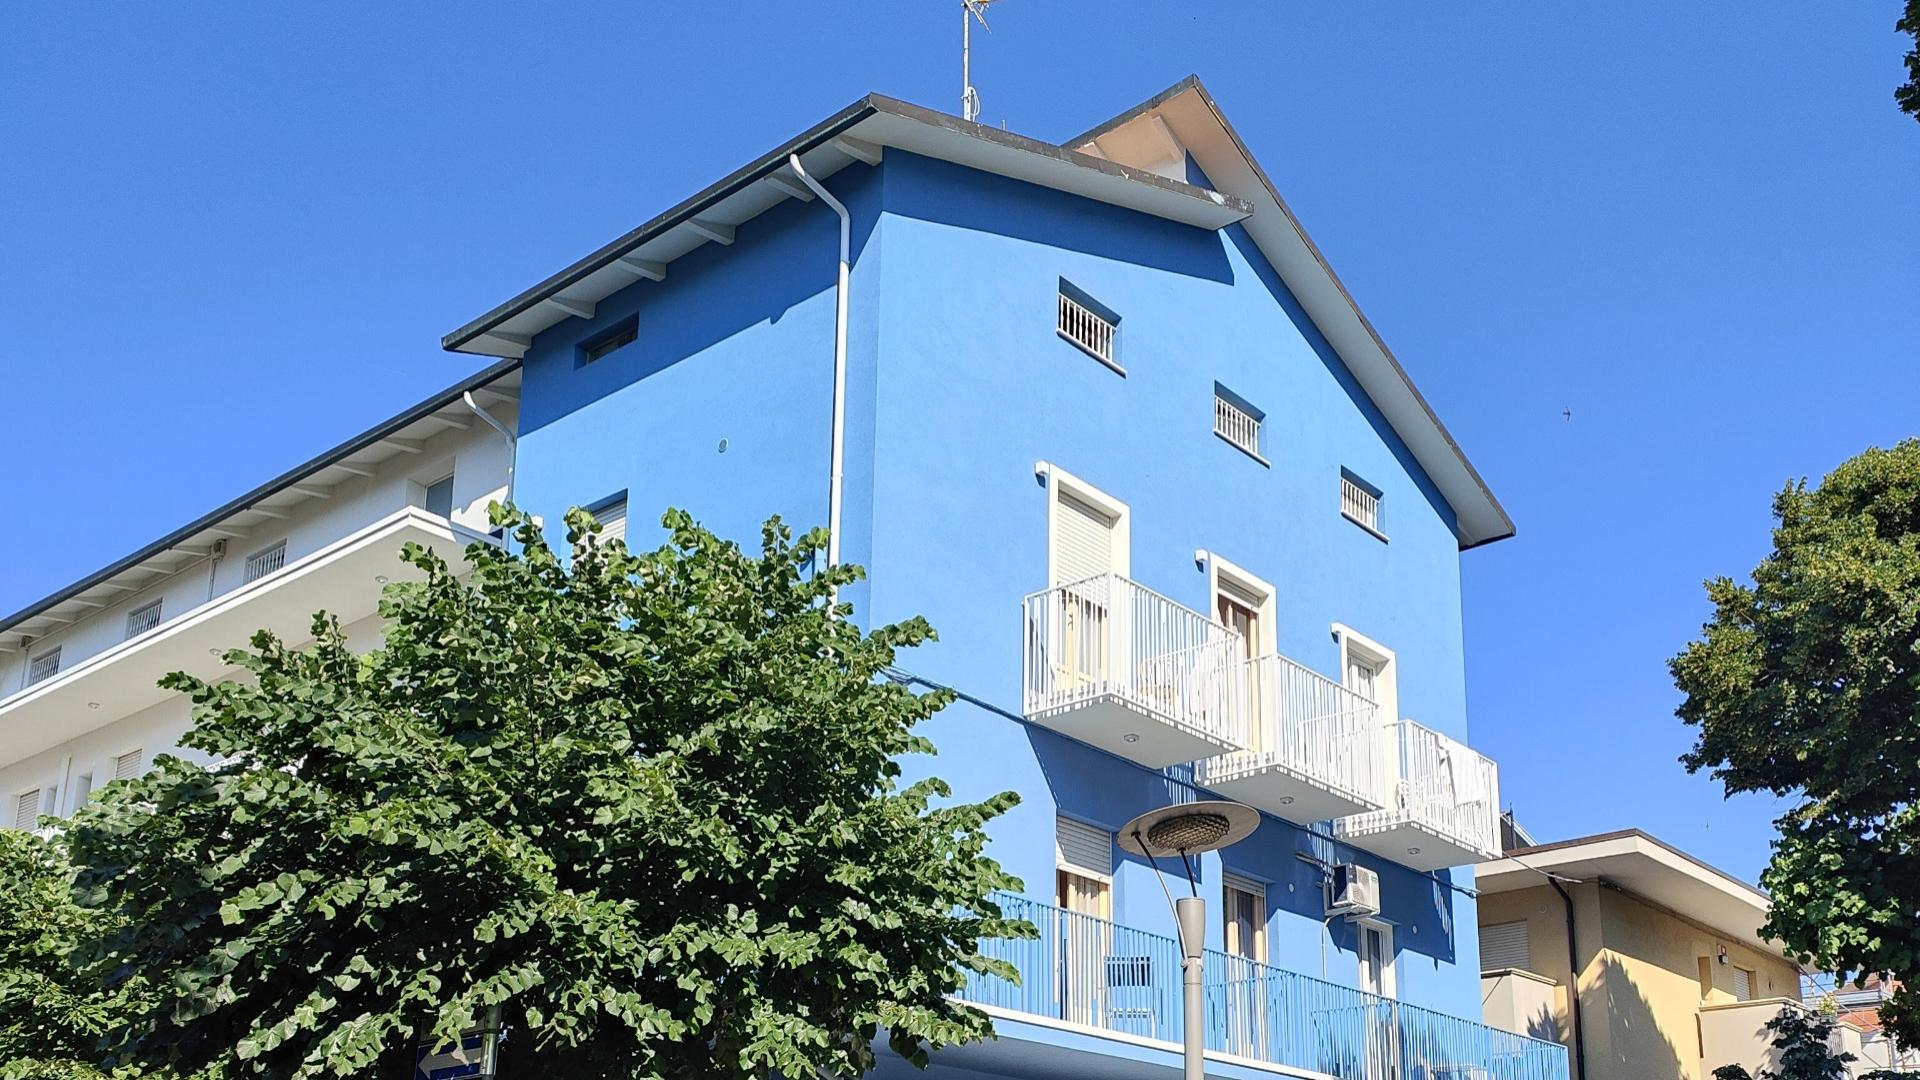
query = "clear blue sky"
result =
(3, 4, 1915, 883)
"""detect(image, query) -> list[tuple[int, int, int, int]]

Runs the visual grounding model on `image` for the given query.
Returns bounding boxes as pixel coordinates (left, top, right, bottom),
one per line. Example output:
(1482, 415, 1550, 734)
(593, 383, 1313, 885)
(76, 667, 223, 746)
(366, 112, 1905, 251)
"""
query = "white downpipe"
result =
(787, 153, 850, 588)
(462, 391, 517, 509)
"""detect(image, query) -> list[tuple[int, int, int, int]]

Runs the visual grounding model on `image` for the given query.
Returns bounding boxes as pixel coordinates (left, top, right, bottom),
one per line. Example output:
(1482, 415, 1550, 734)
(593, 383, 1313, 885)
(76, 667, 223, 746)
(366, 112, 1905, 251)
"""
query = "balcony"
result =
(0, 508, 490, 765)
(1021, 573, 1247, 767)
(1334, 720, 1503, 872)
(961, 891, 1569, 1080)
(1196, 652, 1391, 824)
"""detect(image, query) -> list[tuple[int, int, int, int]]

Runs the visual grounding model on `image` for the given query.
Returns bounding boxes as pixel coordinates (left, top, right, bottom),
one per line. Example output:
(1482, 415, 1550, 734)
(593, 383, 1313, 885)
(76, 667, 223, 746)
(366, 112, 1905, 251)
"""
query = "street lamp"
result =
(1119, 801, 1259, 1080)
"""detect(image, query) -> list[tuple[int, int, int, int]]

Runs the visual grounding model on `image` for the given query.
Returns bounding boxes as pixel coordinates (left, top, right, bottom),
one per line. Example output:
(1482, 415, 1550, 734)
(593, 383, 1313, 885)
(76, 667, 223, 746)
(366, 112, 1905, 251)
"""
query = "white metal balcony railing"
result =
(1058, 291, 1117, 366)
(1213, 394, 1262, 459)
(1334, 719, 1502, 871)
(1022, 573, 1246, 767)
(1197, 653, 1391, 823)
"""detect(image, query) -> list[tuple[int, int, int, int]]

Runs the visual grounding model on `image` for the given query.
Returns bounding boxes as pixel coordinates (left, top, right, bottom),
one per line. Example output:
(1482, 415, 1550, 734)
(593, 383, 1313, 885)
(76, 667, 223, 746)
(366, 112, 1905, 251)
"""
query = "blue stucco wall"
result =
(857, 151, 1481, 1020)
(507, 147, 1485, 1024)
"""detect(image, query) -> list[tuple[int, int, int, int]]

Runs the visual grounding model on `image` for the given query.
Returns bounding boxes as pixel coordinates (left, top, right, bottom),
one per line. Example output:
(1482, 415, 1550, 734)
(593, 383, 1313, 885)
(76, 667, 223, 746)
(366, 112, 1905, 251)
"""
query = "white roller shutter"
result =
(1055, 815, 1113, 881)
(1731, 967, 1752, 1002)
(597, 498, 628, 545)
(1481, 921, 1531, 973)
(1053, 492, 1116, 587)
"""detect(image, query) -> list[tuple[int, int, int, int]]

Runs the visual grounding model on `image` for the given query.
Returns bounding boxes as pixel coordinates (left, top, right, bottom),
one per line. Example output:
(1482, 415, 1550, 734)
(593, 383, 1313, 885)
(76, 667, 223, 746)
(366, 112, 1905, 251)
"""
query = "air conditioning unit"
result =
(1327, 864, 1381, 919)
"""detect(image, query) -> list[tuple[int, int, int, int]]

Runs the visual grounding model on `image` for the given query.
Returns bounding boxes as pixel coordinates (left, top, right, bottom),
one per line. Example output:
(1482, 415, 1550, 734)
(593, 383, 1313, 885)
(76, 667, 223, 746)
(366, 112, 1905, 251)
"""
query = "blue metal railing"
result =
(966, 892, 1569, 1080)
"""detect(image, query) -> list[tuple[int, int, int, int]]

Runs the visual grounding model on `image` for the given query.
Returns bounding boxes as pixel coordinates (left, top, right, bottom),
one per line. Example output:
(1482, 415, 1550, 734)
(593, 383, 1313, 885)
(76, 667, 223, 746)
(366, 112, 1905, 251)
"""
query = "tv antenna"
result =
(961, 0, 1003, 122)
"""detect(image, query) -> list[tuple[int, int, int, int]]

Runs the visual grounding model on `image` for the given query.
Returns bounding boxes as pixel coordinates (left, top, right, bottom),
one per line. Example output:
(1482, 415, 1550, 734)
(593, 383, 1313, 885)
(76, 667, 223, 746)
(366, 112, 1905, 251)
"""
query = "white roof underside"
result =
(1478, 831, 1783, 955)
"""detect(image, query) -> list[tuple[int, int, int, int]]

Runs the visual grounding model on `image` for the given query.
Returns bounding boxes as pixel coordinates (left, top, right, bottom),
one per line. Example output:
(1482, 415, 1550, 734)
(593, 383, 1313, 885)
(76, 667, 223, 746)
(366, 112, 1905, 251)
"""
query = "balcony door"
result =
(1048, 472, 1127, 691)
(1054, 816, 1114, 1030)
(1357, 919, 1400, 1078)
(1209, 556, 1274, 753)
(1221, 874, 1268, 1056)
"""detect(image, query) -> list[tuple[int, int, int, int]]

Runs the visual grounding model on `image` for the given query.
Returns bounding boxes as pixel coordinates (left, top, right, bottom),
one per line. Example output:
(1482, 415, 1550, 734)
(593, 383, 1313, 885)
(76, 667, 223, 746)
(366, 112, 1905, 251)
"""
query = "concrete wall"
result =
(1479, 882, 1801, 1080)
(507, 149, 1489, 1020)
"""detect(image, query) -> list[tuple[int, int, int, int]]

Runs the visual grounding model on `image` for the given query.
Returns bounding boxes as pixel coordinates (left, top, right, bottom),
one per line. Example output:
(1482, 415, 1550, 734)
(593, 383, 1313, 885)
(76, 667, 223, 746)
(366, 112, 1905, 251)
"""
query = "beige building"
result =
(1473, 829, 1876, 1080)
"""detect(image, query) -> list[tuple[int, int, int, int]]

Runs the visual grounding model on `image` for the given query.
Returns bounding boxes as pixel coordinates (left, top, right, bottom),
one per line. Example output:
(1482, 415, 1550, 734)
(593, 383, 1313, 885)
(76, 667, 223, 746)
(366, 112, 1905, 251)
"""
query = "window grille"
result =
(26, 648, 60, 685)
(1341, 475, 1381, 533)
(1057, 289, 1117, 366)
(244, 541, 287, 584)
(1214, 392, 1262, 459)
(125, 600, 163, 639)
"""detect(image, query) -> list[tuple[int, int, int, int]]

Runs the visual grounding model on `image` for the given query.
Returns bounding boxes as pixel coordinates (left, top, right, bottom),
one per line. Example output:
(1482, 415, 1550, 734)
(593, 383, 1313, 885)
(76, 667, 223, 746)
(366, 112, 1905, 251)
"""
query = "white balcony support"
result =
(1198, 653, 1391, 823)
(1333, 719, 1502, 871)
(1022, 573, 1247, 767)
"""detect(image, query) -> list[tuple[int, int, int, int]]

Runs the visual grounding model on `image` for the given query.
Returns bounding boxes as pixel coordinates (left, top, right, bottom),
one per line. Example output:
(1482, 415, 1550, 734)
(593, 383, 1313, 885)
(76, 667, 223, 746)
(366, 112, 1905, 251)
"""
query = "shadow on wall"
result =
(516, 164, 885, 437)
(886, 151, 1236, 287)
(1029, 727, 1457, 966)
(1593, 954, 1688, 1080)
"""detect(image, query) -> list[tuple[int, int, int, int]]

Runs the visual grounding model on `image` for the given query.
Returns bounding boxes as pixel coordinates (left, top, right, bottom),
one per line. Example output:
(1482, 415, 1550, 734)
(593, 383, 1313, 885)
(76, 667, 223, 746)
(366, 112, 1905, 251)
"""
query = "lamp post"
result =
(1119, 801, 1260, 1080)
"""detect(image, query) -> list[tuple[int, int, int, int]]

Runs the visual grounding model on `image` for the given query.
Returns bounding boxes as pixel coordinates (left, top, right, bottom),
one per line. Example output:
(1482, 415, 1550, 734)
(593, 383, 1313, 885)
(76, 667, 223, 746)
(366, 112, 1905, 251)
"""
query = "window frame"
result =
(1222, 871, 1269, 964)
(1039, 462, 1130, 587)
(125, 598, 164, 640)
(1356, 917, 1398, 999)
(26, 646, 61, 685)
(1213, 384, 1268, 466)
(1340, 469, 1388, 542)
(1056, 278, 1123, 374)
(577, 314, 639, 367)
(422, 472, 456, 519)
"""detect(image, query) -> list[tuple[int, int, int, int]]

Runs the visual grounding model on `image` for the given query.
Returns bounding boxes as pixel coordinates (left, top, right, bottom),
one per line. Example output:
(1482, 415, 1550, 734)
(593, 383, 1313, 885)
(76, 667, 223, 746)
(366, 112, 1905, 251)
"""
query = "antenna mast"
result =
(961, 0, 1000, 122)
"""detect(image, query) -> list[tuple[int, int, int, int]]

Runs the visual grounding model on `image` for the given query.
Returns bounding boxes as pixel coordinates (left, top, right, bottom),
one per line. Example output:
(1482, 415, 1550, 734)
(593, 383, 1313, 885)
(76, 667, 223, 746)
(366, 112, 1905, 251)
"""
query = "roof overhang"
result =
(1066, 78, 1515, 551)
(440, 94, 1252, 359)
(1477, 830, 1782, 955)
(0, 362, 520, 646)
(0, 508, 491, 764)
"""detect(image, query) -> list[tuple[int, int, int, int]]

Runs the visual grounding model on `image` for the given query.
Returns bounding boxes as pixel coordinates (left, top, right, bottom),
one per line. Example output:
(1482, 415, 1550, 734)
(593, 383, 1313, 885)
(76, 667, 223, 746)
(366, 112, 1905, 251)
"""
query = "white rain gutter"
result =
(787, 153, 850, 582)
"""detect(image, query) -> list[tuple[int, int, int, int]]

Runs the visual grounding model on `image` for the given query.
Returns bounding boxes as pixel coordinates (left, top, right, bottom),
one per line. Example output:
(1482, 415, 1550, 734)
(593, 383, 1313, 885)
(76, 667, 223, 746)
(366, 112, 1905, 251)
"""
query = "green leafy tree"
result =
(1705, 1005, 1902, 1080)
(1673, 441, 1920, 1047)
(67, 505, 1029, 1079)
(1900, 0, 1920, 121)
(0, 830, 158, 1080)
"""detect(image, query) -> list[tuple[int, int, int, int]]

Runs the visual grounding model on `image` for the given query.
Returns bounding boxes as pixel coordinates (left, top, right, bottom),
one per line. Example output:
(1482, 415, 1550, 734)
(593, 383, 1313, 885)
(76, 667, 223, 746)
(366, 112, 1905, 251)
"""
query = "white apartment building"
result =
(0, 363, 520, 826)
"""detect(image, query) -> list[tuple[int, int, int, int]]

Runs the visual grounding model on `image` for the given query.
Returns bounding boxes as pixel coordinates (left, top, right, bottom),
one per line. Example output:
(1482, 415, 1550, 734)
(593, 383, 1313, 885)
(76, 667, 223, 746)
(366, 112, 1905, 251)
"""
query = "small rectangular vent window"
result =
(588, 494, 628, 546)
(12, 789, 40, 830)
(1213, 386, 1265, 462)
(1482, 921, 1531, 973)
(125, 600, 163, 640)
(579, 315, 639, 366)
(113, 749, 144, 782)
(1057, 281, 1119, 370)
(1341, 472, 1384, 538)
(26, 648, 60, 685)
(244, 541, 287, 584)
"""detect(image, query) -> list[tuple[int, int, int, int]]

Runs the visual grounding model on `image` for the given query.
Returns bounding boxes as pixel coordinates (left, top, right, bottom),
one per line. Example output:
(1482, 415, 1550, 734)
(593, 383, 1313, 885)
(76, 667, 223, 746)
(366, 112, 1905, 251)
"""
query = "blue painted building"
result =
(445, 78, 1563, 1080)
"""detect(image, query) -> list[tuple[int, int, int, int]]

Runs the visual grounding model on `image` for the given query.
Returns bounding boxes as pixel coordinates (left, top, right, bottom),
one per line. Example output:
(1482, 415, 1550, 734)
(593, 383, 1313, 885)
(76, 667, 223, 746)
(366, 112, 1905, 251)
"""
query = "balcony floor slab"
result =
(1026, 693, 1242, 769)
(1199, 758, 1384, 826)
(1331, 816, 1497, 873)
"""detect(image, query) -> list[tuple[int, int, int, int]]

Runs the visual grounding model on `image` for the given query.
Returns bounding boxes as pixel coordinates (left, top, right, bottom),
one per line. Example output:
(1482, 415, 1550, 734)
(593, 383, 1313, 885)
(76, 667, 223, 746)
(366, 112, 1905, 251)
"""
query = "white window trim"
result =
(1202, 552, 1276, 640)
(1356, 916, 1398, 999)
(1333, 622, 1399, 726)
(1037, 462, 1130, 585)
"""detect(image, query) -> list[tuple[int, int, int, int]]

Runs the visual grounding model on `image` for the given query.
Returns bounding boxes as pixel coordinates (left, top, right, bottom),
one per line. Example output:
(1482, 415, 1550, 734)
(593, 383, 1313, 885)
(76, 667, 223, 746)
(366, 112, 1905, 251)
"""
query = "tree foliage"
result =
(1705, 1005, 1896, 1080)
(65, 505, 1029, 1078)
(0, 830, 158, 1080)
(1673, 441, 1920, 1047)
(1900, 0, 1920, 121)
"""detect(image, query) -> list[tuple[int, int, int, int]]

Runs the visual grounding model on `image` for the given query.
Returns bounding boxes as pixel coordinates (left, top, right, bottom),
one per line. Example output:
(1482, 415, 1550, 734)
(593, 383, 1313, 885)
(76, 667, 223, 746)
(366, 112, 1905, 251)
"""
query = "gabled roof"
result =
(1065, 77, 1513, 550)
(441, 93, 1251, 358)
(442, 79, 1512, 550)
(1478, 829, 1785, 956)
